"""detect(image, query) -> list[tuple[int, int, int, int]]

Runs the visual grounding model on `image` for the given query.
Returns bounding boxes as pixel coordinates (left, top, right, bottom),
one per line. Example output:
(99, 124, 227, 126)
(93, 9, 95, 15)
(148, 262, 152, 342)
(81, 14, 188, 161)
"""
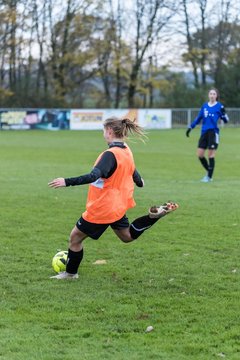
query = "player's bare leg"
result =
(50, 226, 87, 279)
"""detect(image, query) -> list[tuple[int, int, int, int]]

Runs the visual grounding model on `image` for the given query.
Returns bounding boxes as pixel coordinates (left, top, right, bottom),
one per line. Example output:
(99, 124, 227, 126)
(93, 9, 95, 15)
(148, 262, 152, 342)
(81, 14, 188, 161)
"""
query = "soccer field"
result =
(0, 129, 239, 360)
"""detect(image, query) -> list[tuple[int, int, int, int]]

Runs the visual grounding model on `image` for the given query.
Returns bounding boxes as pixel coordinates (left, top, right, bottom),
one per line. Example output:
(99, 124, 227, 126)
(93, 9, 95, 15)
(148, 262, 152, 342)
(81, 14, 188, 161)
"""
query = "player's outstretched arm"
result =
(48, 178, 66, 188)
(133, 169, 144, 187)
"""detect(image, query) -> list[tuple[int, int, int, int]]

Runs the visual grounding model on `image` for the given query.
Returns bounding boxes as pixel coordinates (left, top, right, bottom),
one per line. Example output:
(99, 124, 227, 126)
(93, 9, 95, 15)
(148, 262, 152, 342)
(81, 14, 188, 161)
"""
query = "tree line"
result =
(0, 0, 240, 108)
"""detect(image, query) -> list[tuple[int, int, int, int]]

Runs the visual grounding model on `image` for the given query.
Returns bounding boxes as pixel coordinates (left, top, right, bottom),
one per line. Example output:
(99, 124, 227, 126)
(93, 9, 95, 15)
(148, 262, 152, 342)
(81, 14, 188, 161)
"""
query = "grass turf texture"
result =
(0, 128, 239, 360)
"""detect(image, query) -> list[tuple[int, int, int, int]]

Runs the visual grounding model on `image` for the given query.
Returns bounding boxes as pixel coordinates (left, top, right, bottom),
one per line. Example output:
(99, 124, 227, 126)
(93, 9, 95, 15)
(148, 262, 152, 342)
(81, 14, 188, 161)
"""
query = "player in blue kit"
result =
(186, 88, 229, 182)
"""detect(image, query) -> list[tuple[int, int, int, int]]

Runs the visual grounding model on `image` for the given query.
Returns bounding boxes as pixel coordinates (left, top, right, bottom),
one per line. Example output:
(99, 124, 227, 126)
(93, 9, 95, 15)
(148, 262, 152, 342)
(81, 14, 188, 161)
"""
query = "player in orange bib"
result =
(48, 116, 179, 279)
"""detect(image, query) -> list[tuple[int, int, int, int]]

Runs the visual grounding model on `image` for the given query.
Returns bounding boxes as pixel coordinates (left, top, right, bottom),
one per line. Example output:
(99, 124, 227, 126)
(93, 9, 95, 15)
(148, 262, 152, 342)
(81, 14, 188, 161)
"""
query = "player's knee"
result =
(118, 235, 133, 243)
(69, 229, 76, 242)
(197, 149, 204, 157)
(121, 238, 133, 243)
(69, 228, 82, 246)
(69, 236, 77, 247)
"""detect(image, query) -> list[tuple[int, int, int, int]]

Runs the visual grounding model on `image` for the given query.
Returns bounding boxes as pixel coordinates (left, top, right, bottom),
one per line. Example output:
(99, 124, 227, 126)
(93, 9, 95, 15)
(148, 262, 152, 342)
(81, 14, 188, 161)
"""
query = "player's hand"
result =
(48, 178, 66, 188)
(186, 128, 191, 137)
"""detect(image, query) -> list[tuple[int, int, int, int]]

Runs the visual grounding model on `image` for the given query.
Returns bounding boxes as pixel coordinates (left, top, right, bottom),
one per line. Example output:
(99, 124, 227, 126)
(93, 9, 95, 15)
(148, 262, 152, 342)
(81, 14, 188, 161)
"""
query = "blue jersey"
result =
(190, 102, 229, 135)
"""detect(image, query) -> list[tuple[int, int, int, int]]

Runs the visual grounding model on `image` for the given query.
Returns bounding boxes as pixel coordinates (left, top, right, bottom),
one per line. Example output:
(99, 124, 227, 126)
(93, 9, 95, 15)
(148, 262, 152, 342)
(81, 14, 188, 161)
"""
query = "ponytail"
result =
(103, 116, 147, 141)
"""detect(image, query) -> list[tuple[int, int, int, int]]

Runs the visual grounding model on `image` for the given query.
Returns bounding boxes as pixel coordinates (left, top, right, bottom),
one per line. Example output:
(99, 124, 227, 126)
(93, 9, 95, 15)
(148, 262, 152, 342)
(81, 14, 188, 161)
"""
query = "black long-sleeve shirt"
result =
(65, 142, 144, 187)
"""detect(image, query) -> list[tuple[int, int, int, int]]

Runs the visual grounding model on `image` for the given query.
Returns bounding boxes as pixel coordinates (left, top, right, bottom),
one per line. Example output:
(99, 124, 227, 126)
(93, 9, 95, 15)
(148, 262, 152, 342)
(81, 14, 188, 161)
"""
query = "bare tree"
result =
(0, 5, 9, 86)
(30, 0, 49, 97)
(182, 0, 200, 87)
(8, 0, 17, 89)
(47, 0, 76, 99)
(198, 0, 208, 85)
(111, 0, 124, 108)
(213, 0, 232, 88)
(127, 0, 177, 107)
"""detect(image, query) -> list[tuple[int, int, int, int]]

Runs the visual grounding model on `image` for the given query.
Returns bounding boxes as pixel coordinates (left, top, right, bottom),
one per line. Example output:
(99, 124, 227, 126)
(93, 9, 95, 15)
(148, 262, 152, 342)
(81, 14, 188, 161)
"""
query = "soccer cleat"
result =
(148, 201, 179, 219)
(200, 175, 213, 183)
(50, 271, 79, 280)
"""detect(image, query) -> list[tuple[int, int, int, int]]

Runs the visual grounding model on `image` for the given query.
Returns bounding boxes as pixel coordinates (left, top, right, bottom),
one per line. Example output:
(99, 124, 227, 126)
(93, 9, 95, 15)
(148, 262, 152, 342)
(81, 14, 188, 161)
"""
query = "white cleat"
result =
(200, 175, 213, 183)
(50, 271, 79, 280)
(149, 201, 179, 219)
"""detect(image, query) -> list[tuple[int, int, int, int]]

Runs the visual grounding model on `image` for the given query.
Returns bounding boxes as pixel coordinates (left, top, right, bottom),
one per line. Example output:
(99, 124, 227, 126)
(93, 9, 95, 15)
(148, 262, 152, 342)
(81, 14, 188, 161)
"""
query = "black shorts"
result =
(75, 215, 130, 240)
(198, 130, 219, 150)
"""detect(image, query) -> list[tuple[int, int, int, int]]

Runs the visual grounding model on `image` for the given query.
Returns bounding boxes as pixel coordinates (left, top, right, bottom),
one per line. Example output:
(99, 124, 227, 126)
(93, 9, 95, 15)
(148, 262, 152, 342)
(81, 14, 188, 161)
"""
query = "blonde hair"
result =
(103, 116, 147, 141)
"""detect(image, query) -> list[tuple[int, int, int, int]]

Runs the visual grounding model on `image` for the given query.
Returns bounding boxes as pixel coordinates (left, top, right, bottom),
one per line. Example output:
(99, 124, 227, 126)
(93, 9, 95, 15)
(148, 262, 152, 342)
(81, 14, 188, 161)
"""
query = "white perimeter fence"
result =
(172, 108, 240, 127)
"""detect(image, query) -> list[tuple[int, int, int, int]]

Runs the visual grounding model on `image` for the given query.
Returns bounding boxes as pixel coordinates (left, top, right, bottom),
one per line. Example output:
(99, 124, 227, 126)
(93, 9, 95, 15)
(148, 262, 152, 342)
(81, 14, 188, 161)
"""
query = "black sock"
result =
(208, 158, 215, 178)
(199, 157, 209, 171)
(66, 248, 84, 274)
(130, 215, 159, 240)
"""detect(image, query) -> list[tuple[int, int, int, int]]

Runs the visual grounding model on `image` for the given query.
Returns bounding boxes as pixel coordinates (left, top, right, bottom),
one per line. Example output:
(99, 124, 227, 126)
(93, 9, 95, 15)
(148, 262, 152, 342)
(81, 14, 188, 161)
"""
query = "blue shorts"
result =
(75, 215, 129, 239)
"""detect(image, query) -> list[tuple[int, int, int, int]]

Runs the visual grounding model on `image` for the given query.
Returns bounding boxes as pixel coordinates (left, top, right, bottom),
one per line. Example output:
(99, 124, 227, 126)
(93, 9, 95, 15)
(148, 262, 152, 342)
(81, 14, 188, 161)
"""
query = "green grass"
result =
(0, 128, 239, 360)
